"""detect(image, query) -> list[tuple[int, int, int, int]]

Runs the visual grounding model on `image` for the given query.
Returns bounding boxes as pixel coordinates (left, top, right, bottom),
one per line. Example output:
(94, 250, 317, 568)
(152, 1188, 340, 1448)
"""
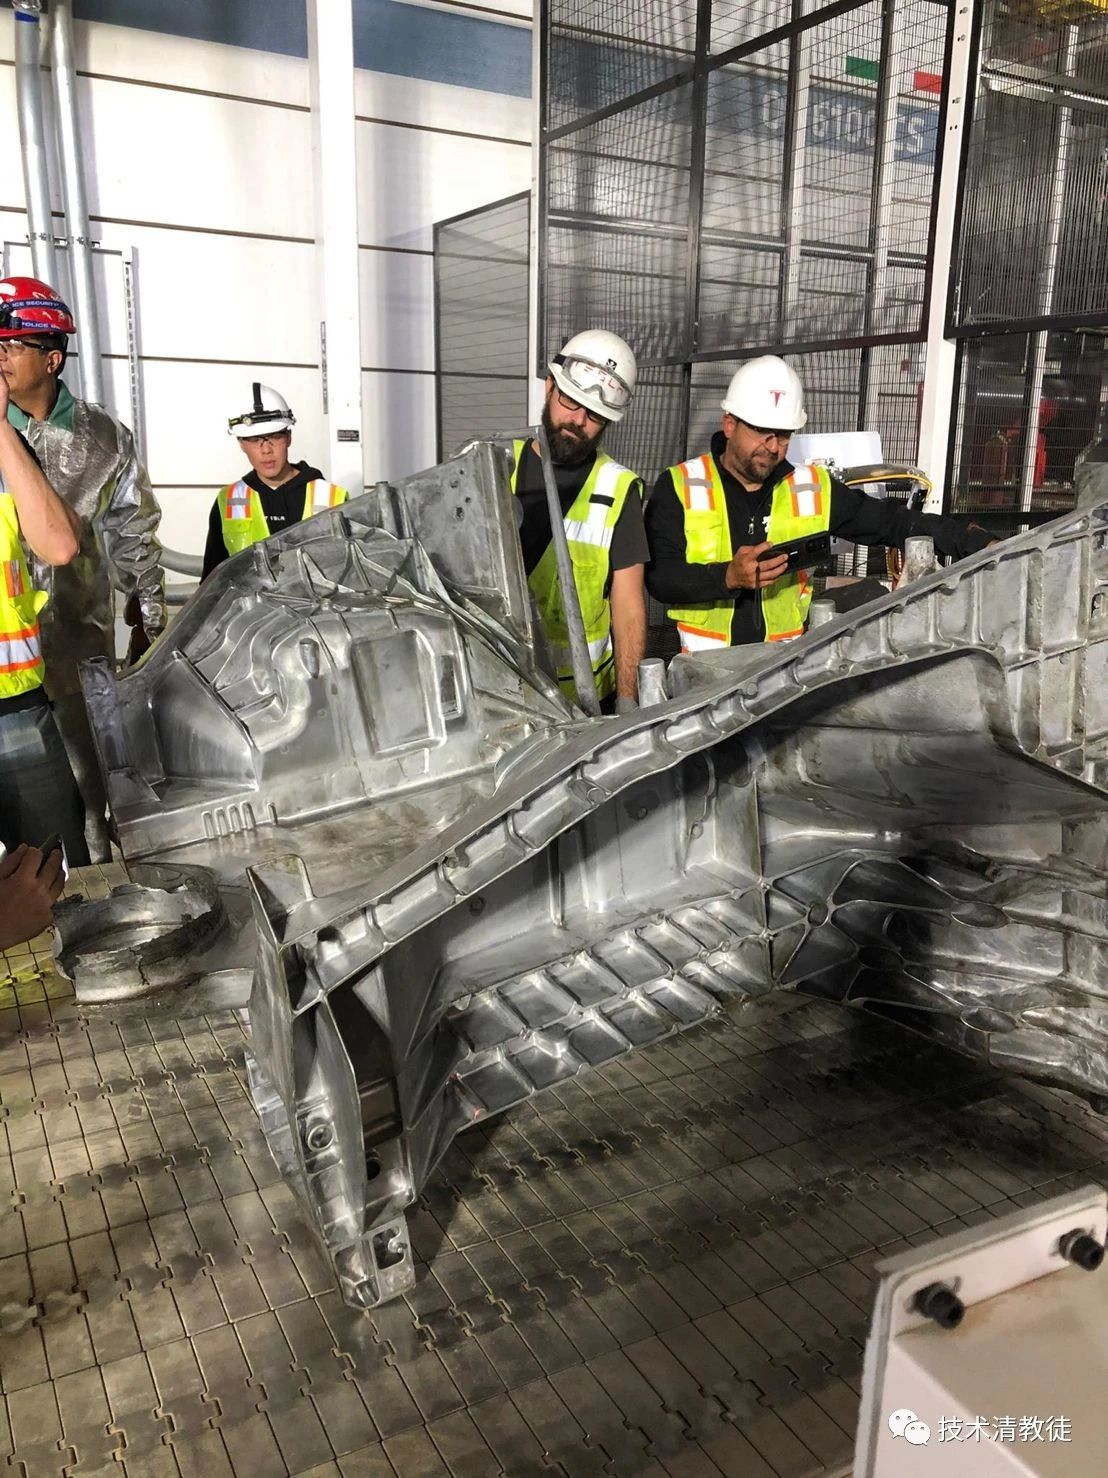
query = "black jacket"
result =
(202, 462, 326, 579)
(645, 433, 996, 645)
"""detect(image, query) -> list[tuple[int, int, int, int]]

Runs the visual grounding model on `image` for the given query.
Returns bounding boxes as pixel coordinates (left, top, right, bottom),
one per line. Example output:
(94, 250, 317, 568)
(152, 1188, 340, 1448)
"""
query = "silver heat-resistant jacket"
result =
(22, 397, 166, 699)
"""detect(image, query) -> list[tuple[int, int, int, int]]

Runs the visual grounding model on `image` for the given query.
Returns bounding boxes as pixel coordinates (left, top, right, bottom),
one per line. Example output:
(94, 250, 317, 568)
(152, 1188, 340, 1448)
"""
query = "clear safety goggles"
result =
(554, 354, 632, 414)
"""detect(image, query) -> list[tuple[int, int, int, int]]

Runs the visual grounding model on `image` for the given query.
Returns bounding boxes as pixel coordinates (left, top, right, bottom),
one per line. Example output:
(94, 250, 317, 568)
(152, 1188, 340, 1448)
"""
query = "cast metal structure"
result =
(56, 443, 1108, 1310)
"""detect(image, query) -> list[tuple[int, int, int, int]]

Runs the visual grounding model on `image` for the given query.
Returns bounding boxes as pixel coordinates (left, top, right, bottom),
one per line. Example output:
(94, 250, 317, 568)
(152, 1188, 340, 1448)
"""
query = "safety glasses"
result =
(554, 388, 607, 426)
(735, 418, 792, 446)
(0, 339, 52, 356)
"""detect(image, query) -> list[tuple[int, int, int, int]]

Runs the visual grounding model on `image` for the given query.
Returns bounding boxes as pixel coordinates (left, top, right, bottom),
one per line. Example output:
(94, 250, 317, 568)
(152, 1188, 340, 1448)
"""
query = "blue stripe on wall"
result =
(64, 0, 532, 98)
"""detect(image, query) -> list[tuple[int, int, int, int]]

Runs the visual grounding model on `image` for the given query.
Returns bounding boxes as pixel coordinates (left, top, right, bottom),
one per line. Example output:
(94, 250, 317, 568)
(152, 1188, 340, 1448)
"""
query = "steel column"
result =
(528, 0, 545, 416)
(50, 0, 103, 405)
(916, 0, 978, 511)
(307, 0, 364, 497)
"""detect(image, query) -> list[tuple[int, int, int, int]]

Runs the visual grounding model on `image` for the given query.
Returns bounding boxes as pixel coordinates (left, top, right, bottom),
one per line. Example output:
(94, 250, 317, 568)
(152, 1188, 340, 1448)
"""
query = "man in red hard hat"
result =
(0, 323, 86, 865)
(0, 276, 166, 861)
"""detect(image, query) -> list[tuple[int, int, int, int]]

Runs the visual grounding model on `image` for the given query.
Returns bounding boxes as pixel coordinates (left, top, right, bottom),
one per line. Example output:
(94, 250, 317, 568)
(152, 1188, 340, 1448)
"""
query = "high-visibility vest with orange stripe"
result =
(509, 440, 640, 704)
(0, 489, 48, 699)
(666, 455, 832, 651)
(219, 478, 348, 557)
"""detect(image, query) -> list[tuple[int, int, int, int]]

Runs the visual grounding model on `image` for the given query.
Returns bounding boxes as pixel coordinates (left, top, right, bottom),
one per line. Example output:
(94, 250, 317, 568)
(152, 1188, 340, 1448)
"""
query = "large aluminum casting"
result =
(57, 441, 1108, 1309)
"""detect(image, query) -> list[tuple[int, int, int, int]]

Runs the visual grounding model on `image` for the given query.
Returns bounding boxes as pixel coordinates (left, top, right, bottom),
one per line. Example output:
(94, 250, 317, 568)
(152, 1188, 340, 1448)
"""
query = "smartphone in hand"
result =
(36, 832, 68, 879)
(757, 530, 833, 572)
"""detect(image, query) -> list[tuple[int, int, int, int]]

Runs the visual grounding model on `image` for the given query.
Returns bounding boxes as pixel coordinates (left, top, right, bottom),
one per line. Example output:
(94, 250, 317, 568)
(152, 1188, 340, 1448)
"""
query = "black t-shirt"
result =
(201, 462, 326, 579)
(513, 442, 649, 582)
(645, 432, 996, 644)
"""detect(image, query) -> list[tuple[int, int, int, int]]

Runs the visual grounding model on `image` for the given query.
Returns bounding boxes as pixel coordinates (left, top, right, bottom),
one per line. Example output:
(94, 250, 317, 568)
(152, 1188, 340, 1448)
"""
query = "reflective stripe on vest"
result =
(760, 464, 832, 642)
(0, 627, 42, 672)
(547, 628, 614, 677)
(667, 455, 735, 650)
(220, 478, 269, 557)
(306, 480, 349, 516)
(510, 444, 639, 704)
(0, 489, 47, 697)
(220, 477, 348, 557)
(666, 457, 832, 651)
(225, 480, 251, 521)
(3, 559, 26, 599)
(675, 458, 718, 514)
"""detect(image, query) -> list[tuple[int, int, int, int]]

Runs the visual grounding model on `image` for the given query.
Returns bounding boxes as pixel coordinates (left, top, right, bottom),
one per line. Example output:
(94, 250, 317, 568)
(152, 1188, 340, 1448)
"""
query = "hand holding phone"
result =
(756, 530, 833, 573)
(36, 832, 63, 876)
(725, 542, 790, 590)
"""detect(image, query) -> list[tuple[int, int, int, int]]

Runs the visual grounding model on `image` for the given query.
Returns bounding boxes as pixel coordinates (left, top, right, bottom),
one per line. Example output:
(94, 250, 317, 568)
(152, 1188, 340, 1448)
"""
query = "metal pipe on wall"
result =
(51, 0, 104, 405)
(13, 1, 58, 288)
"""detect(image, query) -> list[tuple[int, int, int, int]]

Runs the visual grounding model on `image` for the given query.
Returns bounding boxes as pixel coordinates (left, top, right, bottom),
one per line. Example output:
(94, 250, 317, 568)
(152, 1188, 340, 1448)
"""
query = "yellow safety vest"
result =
(219, 478, 349, 557)
(0, 489, 48, 699)
(667, 455, 832, 651)
(510, 440, 639, 704)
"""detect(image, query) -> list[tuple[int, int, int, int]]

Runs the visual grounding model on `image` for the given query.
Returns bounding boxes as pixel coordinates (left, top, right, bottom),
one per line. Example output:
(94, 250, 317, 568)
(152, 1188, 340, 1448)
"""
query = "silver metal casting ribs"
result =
(58, 443, 1108, 1309)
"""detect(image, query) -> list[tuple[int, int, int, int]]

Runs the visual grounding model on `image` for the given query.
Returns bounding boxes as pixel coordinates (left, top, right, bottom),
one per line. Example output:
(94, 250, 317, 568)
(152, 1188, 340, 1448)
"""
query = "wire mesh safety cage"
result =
(434, 193, 531, 462)
(945, 0, 1108, 524)
(952, 0, 1108, 332)
(947, 326, 1107, 529)
(539, 0, 953, 493)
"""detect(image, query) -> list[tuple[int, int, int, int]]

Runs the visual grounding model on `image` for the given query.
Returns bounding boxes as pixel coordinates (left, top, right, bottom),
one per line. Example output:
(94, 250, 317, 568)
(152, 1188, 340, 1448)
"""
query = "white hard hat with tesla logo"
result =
(721, 356, 808, 431)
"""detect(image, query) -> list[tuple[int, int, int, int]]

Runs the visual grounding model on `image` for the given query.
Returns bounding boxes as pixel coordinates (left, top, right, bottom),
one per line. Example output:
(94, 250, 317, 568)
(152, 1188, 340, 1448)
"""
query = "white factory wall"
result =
(0, 0, 532, 559)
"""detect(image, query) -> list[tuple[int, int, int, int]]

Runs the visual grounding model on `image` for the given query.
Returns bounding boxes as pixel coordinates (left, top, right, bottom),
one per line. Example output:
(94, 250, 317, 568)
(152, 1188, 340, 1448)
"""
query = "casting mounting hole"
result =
(373, 1228, 406, 1269)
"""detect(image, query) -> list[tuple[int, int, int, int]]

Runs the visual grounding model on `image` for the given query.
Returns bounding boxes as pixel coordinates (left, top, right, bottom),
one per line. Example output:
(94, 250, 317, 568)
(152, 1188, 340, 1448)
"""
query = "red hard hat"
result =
(0, 277, 77, 338)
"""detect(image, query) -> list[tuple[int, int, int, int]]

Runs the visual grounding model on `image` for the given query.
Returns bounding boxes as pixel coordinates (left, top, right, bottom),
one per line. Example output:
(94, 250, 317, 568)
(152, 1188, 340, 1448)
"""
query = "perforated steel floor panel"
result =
(5, 865, 1108, 1477)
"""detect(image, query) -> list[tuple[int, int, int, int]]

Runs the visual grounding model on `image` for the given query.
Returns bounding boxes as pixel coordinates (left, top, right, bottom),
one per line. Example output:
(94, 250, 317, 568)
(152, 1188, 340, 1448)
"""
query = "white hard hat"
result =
(228, 383, 296, 438)
(721, 356, 807, 431)
(549, 329, 637, 423)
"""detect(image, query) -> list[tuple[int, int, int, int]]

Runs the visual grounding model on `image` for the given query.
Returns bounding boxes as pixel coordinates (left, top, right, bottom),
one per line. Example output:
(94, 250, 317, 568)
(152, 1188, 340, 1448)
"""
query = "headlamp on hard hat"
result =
(228, 382, 296, 437)
(227, 407, 295, 433)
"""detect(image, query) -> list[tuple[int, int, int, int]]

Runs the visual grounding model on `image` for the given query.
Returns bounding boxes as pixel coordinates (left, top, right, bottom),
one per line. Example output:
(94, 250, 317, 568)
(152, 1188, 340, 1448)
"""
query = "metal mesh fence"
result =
(605, 366, 689, 490)
(545, 0, 696, 133)
(540, 0, 950, 488)
(948, 327, 1106, 531)
(698, 2, 943, 351)
(947, 0, 1108, 527)
(954, 4, 1108, 330)
(544, 85, 696, 365)
(434, 194, 530, 460)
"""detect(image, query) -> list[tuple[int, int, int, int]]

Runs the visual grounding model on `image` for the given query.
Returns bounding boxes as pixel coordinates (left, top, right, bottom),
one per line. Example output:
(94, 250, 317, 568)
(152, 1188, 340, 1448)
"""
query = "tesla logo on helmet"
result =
(606, 358, 617, 371)
(770, 389, 784, 406)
